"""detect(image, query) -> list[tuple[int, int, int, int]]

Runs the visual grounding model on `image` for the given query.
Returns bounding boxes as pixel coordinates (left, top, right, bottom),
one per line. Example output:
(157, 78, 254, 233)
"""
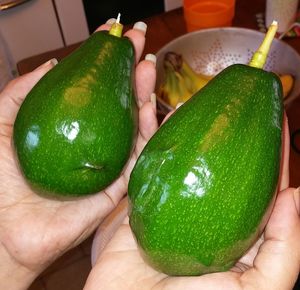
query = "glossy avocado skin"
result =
(128, 64, 283, 276)
(13, 31, 138, 197)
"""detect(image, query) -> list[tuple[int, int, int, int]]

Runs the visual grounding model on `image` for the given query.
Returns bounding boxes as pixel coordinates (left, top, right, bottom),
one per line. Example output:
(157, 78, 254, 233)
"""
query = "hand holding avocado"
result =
(0, 19, 158, 290)
(13, 15, 150, 198)
(129, 20, 285, 276)
(87, 22, 300, 290)
(88, 95, 300, 290)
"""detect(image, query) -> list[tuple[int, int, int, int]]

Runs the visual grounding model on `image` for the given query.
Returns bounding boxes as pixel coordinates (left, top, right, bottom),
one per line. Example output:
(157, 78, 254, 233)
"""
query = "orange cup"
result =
(183, 0, 236, 32)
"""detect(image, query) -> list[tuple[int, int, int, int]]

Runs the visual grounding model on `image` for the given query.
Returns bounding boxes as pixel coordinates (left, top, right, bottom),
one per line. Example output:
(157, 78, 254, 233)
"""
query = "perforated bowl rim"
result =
(155, 27, 300, 112)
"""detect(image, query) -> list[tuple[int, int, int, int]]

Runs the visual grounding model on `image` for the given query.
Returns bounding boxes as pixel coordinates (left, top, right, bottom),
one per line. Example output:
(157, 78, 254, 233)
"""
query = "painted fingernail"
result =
(49, 58, 58, 66)
(150, 93, 157, 110)
(293, 187, 300, 215)
(176, 102, 184, 109)
(145, 53, 156, 66)
(133, 21, 147, 34)
(35, 58, 58, 70)
(106, 18, 116, 25)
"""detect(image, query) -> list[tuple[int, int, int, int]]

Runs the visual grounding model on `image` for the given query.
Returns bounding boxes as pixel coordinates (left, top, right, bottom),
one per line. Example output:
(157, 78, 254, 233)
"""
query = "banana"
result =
(279, 74, 294, 99)
(158, 61, 191, 108)
(180, 56, 213, 93)
(175, 71, 192, 104)
(158, 51, 212, 108)
(158, 52, 295, 108)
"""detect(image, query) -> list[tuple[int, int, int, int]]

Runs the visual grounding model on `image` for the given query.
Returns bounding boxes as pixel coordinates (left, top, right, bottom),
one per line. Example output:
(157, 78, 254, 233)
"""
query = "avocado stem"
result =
(109, 13, 123, 37)
(249, 20, 278, 69)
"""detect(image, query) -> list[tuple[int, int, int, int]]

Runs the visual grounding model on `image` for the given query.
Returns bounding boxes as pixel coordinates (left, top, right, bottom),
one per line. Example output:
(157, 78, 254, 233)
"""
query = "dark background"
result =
(82, 0, 165, 33)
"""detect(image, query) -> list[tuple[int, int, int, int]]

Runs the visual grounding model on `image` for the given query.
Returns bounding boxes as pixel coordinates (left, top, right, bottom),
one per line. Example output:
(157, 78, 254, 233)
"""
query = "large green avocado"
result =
(128, 23, 283, 276)
(13, 23, 138, 197)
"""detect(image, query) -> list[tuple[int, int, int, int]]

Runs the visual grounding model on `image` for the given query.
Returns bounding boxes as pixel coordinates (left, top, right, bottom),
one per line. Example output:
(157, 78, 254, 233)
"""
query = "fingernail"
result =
(150, 93, 157, 111)
(145, 53, 156, 66)
(293, 187, 300, 215)
(176, 102, 184, 109)
(35, 58, 58, 70)
(49, 58, 58, 66)
(106, 18, 116, 25)
(137, 99, 143, 108)
(133, 21, 147, 34)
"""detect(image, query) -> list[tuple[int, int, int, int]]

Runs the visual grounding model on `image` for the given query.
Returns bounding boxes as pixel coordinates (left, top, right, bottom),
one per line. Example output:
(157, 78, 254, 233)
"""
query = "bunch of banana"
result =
(157, 51, 212, 108)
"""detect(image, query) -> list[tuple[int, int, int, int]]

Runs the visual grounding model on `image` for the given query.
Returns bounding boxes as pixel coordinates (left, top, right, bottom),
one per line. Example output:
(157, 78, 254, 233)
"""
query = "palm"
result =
(0, 132, 124, 271)
(86, 218, 245, 289)
(0, 24, 157, 277)
(86, 189, 299, 290)
(0, 127, 154, 272)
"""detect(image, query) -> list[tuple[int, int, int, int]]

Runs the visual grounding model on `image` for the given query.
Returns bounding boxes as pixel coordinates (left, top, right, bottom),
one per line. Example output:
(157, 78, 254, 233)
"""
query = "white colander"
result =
(155, 27, 300, 114)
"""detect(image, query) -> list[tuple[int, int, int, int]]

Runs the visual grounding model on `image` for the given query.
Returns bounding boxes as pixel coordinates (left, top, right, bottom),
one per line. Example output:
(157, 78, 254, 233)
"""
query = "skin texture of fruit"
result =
(13, 31, 137, 197)
(128, 64, 283, 276)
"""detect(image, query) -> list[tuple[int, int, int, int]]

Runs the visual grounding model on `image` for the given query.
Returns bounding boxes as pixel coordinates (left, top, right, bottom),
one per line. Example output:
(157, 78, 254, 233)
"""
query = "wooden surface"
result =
(16, 0, 300, 187)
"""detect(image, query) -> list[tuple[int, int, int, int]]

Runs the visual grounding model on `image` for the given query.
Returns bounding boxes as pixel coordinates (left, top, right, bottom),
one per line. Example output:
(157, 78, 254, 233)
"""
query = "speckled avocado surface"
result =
(128, 64, 283, 276)
(13, 30, 138, 197)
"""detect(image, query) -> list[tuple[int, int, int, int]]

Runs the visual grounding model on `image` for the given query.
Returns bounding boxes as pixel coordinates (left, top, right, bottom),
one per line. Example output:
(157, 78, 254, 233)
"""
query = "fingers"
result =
(96, 19, 147, 64)
(95, 18, 157, 143)
(135, 53, 157, 107)
(241, 188, 300, 289)
(0, 59, 57, 126)
(95, 18, 117, 32)
(124, 21, 147, 63)
(138, 101, 159, 149)
(278, 111, 290, 191)
(266, 187, 300, 238)
(135, 53, 158, 147)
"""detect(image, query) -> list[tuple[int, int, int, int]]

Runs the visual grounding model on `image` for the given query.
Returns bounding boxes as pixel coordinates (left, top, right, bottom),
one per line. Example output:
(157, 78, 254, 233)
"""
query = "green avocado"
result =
(128, 24, 283, 275)
(13, 22, 138, 197)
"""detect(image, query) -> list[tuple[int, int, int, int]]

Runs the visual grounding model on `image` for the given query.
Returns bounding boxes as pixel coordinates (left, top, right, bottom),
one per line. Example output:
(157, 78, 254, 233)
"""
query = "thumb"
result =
(243, 188, 300, 290)
(0, 58, 57, 126)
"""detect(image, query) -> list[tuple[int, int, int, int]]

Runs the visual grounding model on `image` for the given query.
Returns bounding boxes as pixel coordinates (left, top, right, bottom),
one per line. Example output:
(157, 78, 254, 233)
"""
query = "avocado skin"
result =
(128, 64, 283, 276)
(13, 31, 138, 197)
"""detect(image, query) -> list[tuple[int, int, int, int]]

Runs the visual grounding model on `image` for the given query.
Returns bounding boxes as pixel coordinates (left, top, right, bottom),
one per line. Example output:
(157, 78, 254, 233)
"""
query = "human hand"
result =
(0, 19, 157, 290)
(85, 114, 300, 290)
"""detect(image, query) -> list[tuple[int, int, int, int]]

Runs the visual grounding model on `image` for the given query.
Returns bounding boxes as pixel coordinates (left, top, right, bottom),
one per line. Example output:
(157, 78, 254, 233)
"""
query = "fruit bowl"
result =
(155, 27, 300, 114)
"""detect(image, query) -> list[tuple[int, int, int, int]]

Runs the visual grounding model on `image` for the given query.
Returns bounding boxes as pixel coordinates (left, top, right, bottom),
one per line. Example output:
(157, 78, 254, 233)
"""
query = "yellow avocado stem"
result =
(109, 13, 123, 37)
(249, 20, 278, 69)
